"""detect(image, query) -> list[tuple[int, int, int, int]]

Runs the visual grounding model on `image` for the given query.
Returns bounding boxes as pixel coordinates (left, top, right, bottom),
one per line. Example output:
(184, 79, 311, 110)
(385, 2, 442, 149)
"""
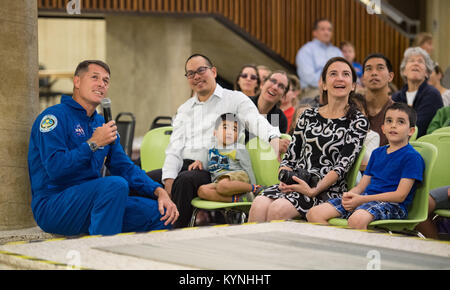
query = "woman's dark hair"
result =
(321, 57, 359, 119)
(234, 64, 261, 95)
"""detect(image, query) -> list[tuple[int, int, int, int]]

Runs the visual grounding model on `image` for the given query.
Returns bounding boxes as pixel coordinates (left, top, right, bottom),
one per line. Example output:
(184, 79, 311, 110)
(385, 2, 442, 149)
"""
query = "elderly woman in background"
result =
(392, 47, 443, 138)
(234, 64, 261, 98)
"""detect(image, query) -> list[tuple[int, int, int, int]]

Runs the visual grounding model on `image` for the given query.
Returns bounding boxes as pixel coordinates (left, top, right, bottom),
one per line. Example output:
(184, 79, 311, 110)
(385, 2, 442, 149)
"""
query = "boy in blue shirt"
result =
(307, 103, 425, 229)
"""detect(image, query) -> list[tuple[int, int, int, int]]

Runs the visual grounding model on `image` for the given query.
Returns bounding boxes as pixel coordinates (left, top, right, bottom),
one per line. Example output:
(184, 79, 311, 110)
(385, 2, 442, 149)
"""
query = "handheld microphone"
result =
(101, 98, 115, 145)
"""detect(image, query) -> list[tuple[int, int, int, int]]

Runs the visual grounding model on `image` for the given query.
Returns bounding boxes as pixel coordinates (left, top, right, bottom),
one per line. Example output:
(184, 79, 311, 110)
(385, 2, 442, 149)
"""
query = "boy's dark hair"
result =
(215, 113, 240, 130)
(384, 102, 417, 128)
(74, 60, 110, 76)
(362, 53, 393, 73)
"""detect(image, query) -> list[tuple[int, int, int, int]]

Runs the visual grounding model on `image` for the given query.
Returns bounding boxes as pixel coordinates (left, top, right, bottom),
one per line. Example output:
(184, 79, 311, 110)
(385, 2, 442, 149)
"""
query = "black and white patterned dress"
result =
(261, 107, 369, 217)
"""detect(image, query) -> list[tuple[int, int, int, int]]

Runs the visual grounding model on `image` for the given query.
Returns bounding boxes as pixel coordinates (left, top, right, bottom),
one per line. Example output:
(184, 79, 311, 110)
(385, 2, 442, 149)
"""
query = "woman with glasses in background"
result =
(245, 71, 290, 141)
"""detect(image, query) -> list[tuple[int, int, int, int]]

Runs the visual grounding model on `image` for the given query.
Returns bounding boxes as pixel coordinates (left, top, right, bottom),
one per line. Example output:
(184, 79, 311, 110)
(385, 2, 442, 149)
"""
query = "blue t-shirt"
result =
(364, 144, 425, 211)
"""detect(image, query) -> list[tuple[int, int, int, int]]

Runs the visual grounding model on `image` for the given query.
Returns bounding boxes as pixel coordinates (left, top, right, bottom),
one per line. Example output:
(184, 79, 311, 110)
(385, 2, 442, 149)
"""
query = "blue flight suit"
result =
(28, 95, 169, 236)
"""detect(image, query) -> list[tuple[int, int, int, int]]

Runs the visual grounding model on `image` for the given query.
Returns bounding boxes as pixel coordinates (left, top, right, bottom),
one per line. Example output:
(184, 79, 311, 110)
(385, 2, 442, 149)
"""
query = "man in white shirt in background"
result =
(296, 18, 343, 100)
(147, 54, 290, 228)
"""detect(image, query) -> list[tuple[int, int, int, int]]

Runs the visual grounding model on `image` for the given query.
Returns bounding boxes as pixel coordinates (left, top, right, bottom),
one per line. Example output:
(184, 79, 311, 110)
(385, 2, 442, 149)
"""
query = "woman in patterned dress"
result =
(248, 57, 369, 222)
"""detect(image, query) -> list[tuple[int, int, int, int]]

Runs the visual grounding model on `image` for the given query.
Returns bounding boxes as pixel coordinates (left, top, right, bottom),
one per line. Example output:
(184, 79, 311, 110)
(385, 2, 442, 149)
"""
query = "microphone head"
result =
(101, 98, 111, 108)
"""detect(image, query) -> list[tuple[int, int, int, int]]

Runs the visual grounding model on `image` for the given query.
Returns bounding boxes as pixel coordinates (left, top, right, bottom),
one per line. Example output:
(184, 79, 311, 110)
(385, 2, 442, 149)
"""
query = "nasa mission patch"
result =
(39, 114, 58, 133)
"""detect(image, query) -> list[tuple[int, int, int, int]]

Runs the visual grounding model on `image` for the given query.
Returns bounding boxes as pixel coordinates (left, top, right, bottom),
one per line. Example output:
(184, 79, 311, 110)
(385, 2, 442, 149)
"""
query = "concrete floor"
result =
(0, 221, 449, 270)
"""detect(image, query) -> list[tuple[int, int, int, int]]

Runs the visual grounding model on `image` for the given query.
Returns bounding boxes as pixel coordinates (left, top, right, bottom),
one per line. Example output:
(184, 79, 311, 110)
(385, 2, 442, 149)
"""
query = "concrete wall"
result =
(0, 1, 39, 230)
(426, 0, 450, 73)
(38, 18, 106, 94)
(105, 16, 192, 138)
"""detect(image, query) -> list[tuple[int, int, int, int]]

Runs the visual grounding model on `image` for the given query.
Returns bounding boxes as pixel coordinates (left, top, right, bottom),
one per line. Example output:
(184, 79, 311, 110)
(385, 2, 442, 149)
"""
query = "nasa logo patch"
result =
(40, 114, 58, 133)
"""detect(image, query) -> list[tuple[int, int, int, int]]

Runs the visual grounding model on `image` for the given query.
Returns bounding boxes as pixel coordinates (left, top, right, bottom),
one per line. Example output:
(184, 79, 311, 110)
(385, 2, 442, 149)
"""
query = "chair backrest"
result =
(345, 145, 366, 189)
(245, 134, 291, 186)
(410, 126, 419, 142)
(432, 126, 450, 135)
(416, 133, 450, 190)
(140, 126, 173, 172)
(407, 141, 438, 221)
(150, 116, 172, 130)
(115, 112, 136, 157)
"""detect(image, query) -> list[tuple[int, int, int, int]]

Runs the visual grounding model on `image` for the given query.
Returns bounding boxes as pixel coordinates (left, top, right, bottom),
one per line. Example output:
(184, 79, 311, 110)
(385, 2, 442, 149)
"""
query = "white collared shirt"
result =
(162, 84, 281, 182)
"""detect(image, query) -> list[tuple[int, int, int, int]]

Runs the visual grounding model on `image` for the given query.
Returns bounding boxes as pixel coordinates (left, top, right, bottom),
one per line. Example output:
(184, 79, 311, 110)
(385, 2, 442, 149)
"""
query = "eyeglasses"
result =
(240, 73, 258, 81)
(268, 78, 287, 91)
(185, 66, 211, 79)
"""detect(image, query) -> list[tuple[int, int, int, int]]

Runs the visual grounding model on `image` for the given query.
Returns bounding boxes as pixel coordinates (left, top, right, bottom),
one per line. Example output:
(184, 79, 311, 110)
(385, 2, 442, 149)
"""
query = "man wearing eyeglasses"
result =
(147, 54, 288, 228)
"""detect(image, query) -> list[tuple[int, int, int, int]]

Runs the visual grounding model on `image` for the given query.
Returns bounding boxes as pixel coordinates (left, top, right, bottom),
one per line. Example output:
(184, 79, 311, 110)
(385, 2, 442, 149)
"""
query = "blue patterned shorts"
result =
(328, 196, 407, 221)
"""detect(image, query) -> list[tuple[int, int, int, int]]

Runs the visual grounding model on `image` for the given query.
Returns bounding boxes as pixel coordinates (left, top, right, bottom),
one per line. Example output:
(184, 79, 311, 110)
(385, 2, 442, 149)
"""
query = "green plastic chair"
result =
(140, 126, 173, 172)
(434, 209, 450, 218)
(417, 133, 450, 190)
(328, 141, 438, 236)
(416, 133, 450, 220)
(345, 145, 366, 189)
(245, 136, 289, 186)
(410, 126, 419, 141)
(189, 134, 292, 227)
(431, 126, 450, 135)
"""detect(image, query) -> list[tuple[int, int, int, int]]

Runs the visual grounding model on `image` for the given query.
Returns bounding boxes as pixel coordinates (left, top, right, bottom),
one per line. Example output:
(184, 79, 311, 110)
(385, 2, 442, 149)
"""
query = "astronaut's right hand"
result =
(89, 120, 118, 147)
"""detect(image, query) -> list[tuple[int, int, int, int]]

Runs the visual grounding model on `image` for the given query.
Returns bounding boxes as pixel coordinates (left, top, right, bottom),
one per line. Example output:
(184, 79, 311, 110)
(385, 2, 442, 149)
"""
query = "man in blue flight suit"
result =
(28, 60, 179, 236)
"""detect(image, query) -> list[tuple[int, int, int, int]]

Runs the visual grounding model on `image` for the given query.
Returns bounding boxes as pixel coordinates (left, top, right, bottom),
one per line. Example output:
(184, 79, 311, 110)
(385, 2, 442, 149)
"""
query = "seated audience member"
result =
(427, 106, 450, 134)
(146, 54, 289, 228)
(428, 64, 450, 106)
(28, 60, 178, 236)
(307, 103, 425, 230)
(296, 18, 343, 99)
(416, 186, 450, 239)
(257, 65, 271, 88)
(247, 71, 290, 139)
(352, 93, 380, 171)
(248, 57, 368, 222)
(195, 113, 260, 203)
(280, 74, 301, 132)
(413, 32, 434, 56)
(234, 64, 260, 98)
(340, 41, 363, 80)
(392, 47, 443, 138)
(362, 53, 395, 146)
